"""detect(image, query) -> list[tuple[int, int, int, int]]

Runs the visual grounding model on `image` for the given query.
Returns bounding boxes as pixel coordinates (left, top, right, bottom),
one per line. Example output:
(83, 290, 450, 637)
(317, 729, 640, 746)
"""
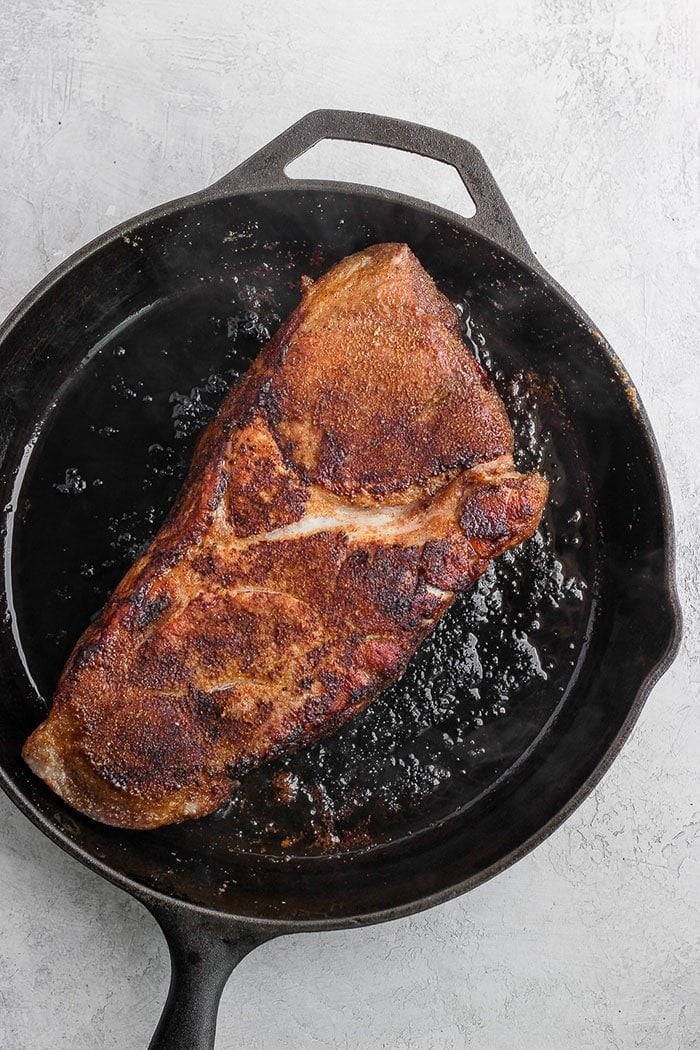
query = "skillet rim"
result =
(0, 177, 682, 931)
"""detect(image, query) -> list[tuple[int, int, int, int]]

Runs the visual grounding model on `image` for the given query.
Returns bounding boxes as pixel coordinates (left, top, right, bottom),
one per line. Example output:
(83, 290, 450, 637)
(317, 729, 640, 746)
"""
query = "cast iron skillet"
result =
(0, 111, 681, 1048)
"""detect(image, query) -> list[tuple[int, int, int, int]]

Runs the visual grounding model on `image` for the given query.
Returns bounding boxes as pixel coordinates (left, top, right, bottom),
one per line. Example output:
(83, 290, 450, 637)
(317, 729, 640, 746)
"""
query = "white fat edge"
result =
(425, 584, 452, 598)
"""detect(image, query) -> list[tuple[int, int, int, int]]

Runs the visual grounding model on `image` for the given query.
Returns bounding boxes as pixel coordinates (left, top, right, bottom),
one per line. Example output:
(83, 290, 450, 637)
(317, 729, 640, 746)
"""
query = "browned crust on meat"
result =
(22, 244, 547, 829)
(271, 243, 513, 499)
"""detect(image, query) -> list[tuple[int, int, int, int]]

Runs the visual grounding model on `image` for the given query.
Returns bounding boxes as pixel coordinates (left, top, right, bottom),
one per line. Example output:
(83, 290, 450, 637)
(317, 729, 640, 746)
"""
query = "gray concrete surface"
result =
(0, 1, 698, 1047)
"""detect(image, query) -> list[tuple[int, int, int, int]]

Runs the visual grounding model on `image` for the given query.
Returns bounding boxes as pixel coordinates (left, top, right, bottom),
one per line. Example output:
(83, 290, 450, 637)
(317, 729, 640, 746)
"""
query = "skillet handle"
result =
(145, 901, 275, 1050)
(208, 108, 536, 264)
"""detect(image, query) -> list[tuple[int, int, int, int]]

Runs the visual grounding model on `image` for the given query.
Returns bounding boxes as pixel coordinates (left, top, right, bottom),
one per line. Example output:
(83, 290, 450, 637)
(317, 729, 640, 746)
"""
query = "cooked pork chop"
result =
(23, 244, 548, 829)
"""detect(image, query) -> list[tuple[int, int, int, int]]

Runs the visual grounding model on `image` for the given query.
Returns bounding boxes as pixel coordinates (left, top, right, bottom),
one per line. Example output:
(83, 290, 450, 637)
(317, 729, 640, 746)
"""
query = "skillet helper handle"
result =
(146, 903, 274, 1050)
(209, 108, 536, 265)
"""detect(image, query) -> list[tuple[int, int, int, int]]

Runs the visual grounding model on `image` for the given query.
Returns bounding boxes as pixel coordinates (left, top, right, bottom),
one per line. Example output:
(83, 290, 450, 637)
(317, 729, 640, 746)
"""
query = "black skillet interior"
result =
(0, 158, 678, 925)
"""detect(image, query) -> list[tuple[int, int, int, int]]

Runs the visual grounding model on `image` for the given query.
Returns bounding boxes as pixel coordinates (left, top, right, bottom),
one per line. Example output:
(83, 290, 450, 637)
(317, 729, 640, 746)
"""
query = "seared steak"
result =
(23, 244, 547, 829)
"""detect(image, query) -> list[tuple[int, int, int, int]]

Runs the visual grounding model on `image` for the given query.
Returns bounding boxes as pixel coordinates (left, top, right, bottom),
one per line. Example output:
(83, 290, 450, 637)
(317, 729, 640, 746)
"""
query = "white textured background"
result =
(1, 2, 698, 1048)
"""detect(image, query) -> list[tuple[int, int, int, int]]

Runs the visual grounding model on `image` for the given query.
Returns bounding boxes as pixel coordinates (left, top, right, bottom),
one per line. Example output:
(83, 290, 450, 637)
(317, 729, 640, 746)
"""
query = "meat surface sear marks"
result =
(23, 244, 548, 829)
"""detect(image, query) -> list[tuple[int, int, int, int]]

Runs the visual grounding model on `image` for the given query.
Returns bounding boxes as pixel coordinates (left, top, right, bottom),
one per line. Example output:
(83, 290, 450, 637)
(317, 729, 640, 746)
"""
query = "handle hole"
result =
(285, 139, 476, 218)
